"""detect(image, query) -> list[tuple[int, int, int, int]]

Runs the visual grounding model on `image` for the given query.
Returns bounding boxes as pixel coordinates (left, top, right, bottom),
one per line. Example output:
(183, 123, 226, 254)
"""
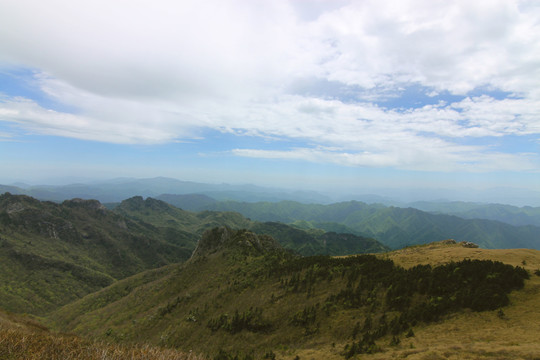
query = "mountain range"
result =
(3, 177, 540, 222)
(0, 193, 385, 315)
(0, 177, 333, 204)
(182, 199, 540, 250)
(1, 190, 540, 359)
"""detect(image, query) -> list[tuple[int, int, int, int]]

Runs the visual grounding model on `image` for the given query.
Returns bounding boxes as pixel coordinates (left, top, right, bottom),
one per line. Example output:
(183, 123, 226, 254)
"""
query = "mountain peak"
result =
(0, 193, 44, 214)
(118, 196, 172, 212)
(191, 227, 281, 258)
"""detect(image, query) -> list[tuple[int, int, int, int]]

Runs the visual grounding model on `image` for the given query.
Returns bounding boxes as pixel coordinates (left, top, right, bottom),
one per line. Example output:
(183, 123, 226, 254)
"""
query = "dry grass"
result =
(4, 241, 540, 360)
(287, 242, 540, 360)
(365, 242, 540, 360)
(383, 241, 540, 271)
(0, 312, 205, 360)
(0, 328, 205, 360)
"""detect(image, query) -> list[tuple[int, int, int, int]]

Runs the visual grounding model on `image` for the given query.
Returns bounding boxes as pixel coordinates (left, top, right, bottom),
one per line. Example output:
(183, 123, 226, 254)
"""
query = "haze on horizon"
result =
(1, 1, 539, 202)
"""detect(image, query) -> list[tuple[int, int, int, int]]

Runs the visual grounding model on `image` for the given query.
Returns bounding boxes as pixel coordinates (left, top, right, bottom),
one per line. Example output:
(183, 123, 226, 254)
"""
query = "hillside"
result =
(51, 229, 535, 359)
(201, 200, 540, 249)
(156, 193, 218, 211)
(0, 194, 388, 315)
(113, 196, 253, 247)
(114, 196, 388, 257)
(0, 193, 195, 314)
(367, 241, 540, 360)
(249, 222, 388, 256)
(0, 309, 202, 360)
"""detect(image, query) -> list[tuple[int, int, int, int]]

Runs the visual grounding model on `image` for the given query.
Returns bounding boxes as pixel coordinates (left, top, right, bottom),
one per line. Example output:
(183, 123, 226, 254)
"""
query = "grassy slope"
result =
(52, 230, 301, 355)
(285, 242, 540, 360)
(371, 242, 540, 360)
(0, 309, 203, 360)
(51, 234, 537, 360)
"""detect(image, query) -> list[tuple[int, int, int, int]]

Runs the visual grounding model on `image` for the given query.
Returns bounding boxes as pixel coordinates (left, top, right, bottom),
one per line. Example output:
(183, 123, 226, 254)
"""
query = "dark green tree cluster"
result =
(214, 349, 255, 360)
(289, 305, 317, 327)
(260, 253, 528, 359)
(289, 305, 319, 335)
(207, 307, 272, 334)
(392, 259, 529, 313)
(335, 259, 528, 358)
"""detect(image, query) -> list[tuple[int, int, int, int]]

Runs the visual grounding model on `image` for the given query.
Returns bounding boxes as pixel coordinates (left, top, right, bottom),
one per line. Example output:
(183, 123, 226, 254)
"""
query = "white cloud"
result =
(0, 0, 539, 172)
(320, 0, 540, 95)
(0, 130, 16, 141)
(0, 0, 300, 101)
(0, 96, 182, 144)
(231, 145, 538, 173)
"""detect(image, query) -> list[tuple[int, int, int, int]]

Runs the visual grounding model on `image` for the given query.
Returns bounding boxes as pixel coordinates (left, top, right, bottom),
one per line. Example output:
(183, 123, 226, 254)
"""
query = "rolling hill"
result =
(50, 229, 536, 359)
(249, 221, 388, 256)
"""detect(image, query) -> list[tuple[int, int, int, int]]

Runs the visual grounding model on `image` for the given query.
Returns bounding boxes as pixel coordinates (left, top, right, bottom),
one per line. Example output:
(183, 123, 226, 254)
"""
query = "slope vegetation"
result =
(0, 194, 193, 314)
(0, 309, 202, 360)
(114, 196, 388, 257)
(366, 241, 540, 360)
(0, 194, 387, 315)
(51, 230, 534, 359)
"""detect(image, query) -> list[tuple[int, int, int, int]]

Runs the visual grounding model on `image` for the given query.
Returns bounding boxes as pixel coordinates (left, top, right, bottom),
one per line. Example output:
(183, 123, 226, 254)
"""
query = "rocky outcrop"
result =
(460, 241, 479, 248)
(191, 226, 281, 258)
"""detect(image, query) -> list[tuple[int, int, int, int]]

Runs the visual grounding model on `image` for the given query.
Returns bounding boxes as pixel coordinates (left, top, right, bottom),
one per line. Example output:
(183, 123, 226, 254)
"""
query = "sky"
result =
(0, 0, 539, 201)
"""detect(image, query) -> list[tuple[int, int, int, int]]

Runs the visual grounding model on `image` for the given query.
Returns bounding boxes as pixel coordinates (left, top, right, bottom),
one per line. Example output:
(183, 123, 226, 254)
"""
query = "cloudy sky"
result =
(0, 0, 539, 199)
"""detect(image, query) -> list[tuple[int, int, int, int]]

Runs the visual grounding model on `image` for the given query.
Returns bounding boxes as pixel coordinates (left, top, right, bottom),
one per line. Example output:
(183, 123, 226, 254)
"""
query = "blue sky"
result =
(1, 0, 539, 203)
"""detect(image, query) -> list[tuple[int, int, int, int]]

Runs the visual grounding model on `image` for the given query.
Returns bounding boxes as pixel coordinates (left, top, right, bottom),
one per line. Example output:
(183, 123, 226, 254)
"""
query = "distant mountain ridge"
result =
(4, 178, 540, 226)
(196, 200, 540, 250)
(153, 194, 540, 230)
(1, 177, 332, 204)
(3, 178, 540, 251)
(114, 196, 388, 257)
(408, 200, 540, 227)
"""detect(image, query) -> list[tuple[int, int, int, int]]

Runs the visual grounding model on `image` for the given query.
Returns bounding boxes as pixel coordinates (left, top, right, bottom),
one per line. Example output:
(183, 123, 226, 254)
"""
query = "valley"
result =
(0, 194, 386, 315)
(0, 190, 539, 359)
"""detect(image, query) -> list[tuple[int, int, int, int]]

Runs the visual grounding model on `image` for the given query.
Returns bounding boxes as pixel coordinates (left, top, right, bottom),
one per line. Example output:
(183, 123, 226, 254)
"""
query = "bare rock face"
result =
(440, 239, 457, 245)
(460, 241, 479, 248)
(191, 226, 280, 258)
